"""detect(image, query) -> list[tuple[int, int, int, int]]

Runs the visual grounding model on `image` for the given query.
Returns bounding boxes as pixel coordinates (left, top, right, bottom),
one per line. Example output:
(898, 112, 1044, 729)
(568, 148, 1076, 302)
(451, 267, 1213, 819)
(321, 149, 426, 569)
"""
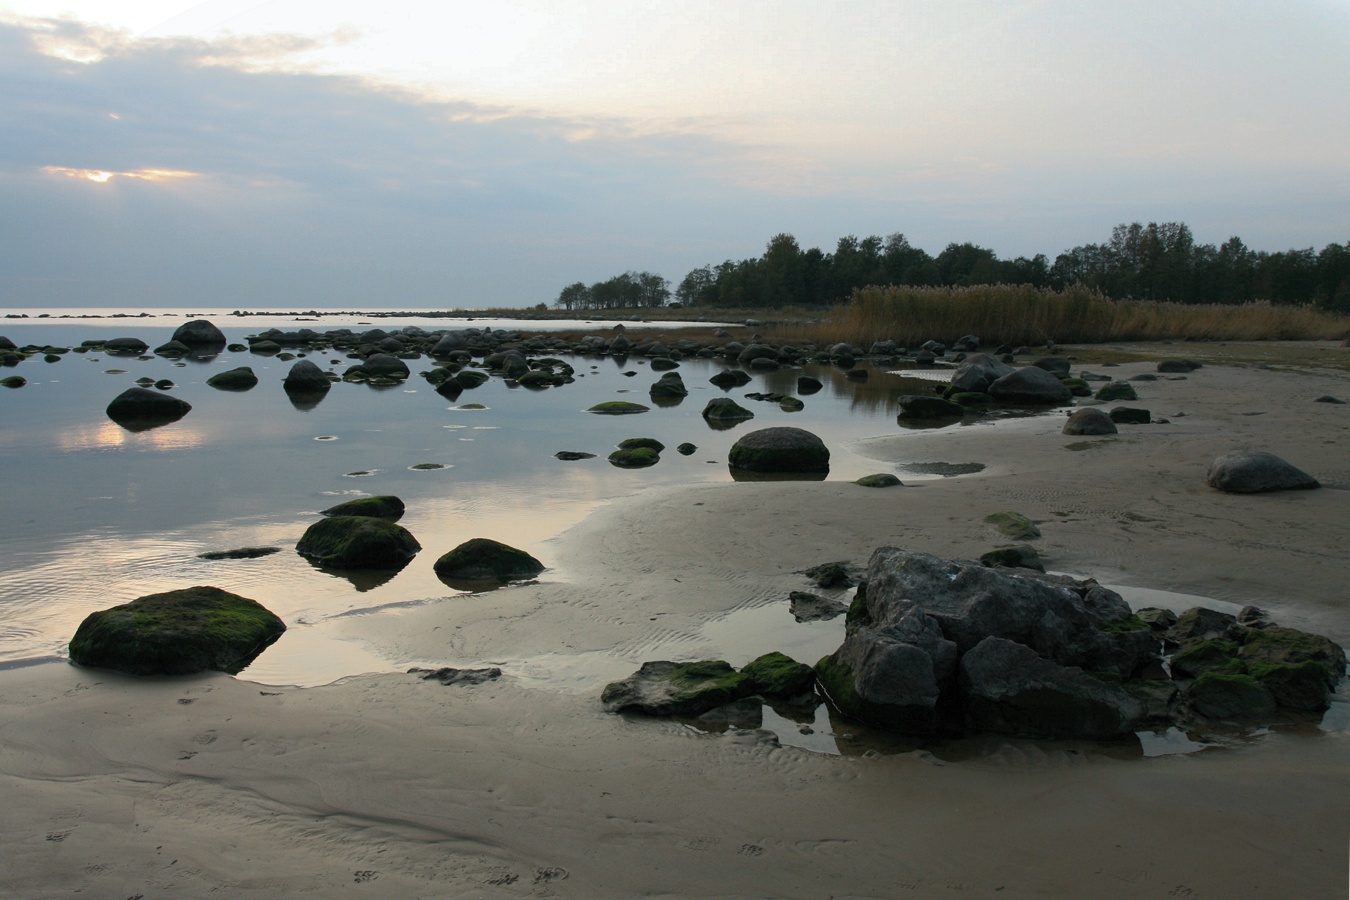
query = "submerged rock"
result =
(206, 366, 259, 390)
(68, 586, 285, 676)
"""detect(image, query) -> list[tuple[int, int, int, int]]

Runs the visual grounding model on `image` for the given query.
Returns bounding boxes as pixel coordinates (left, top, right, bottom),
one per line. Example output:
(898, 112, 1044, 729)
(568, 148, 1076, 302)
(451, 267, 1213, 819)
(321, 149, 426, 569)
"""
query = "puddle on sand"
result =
(899, 461, 987, 477)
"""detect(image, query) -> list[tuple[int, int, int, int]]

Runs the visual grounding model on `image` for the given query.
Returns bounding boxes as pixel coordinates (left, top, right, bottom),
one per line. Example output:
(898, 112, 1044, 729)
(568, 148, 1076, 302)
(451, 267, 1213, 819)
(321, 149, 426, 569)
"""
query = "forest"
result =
(553, 223, 1350, 313)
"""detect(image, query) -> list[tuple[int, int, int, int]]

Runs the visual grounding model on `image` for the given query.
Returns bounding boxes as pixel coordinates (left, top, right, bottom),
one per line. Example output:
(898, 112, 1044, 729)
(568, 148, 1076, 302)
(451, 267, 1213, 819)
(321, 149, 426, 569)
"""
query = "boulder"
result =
(985, 511, 1040, 540)
(433, 537, 544, 584)
(649, 371, 688, 398)
(68, 586, 285, 676)
(1062, 407, 1118, 435)
(296, 516, 420, 569)
(987, 366, 1072, 405)
(105, 387, 191, 430)
(855, 473, 902, 488)
(979, 544, 1045, 572)
(283, 360, 332, 393)
(1031, 357, 1072, 375)
(360, 353, 411, 380)
(950, 352, 1014, 393)
(1206, 450, 1320, 493)
(104, 336, 149, 354)
(728, 427, 829, 474)
(897, 395, 965, 421)
(206, 366, 258, 390)
(1157, 359, 1202, 373)
(1109, 406, 1151, 424)
(320, 495, 405, 520)
(171, 320, 227, 345)
(1095, 381, 1138, 402)
(797, 375, 823, 395)
(701, 397, 755, 423)
(710, 369, 753, 389)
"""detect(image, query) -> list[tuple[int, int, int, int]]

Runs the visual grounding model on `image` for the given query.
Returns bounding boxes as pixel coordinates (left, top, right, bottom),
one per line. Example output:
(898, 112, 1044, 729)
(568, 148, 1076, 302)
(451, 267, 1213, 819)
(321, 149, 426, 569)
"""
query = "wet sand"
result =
(2, 349, 1347, 898)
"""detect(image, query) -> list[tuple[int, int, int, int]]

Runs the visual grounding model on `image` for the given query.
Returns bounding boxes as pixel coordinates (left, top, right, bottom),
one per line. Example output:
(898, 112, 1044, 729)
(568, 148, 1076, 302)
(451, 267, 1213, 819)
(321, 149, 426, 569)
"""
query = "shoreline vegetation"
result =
(6, 282, 1348, 347)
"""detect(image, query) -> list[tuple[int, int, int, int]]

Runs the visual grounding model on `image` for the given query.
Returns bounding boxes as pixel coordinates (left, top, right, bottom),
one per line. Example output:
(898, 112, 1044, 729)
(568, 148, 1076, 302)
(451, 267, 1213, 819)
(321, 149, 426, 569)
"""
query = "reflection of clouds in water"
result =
(56, 419, 206, 452)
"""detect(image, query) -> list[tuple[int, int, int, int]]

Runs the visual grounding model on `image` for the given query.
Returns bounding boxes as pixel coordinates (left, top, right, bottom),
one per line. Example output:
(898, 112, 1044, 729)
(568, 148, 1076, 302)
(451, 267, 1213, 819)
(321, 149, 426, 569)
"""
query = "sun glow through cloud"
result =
(43, 166, 200, 183)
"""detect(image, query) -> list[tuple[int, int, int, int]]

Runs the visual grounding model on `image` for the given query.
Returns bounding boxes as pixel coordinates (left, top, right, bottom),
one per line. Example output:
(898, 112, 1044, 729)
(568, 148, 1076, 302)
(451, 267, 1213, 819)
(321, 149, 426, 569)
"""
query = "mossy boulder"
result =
(979, 544, 1045, 572)
(728, 427, 829, 474)
(1095, 381, 1138, 402)
(172, 319, 227, 345)
(710, 369, 753, 390)
(1238, 625, 1347, 690)
(701, 397, 754, 422)
(609, 447, 660, 468)
(296, 516, 420, 569)
(1, 375, 26, 388)
(206, 366, 259, 390)
(602, 653, 815, 717)
(283, 360, 332, 393)
(454, 369, 490, 389)
(855, 473, 902, 488)
(984, 511, 1041, 540)
(68, 586, 285, 676)
(649, 372, 688, 398)
(1170, 640, 1246, 679)
(618, 437, 665, 453)
(588, 401, 650, 415)
(433, 537, 544, 584)
(320, 495, 405, 520)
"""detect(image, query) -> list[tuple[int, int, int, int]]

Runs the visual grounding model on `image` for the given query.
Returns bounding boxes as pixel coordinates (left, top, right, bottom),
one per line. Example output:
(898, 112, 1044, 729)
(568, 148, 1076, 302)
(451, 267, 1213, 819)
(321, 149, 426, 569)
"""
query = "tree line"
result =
(555, 223, 1350, 312)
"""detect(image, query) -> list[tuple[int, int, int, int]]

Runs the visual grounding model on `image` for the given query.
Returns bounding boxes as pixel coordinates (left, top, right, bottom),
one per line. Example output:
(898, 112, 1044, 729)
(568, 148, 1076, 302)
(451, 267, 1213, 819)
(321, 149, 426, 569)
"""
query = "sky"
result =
(1, 1, 1347, 309)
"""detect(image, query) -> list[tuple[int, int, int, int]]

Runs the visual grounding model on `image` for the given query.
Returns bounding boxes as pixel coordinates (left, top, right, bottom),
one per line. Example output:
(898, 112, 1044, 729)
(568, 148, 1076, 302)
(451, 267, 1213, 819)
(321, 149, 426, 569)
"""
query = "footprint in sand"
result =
(533, 866, 568, 883)
(353, 870, 378, 883)
(46, 829, 73, 842)
(191, 731, 217, 746)
(483, 869, 518, 885)
(683, 836, 719, 852)
(737, 844, 764, 857)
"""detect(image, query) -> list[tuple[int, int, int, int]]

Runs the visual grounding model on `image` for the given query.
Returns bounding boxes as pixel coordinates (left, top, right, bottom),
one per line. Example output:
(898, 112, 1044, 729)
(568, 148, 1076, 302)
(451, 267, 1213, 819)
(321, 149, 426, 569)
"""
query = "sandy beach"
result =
(2, 347, 1347, 898)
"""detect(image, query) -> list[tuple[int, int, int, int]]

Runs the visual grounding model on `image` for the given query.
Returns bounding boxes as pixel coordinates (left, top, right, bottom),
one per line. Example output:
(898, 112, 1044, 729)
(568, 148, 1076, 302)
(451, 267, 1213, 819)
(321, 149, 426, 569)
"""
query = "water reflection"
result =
(58, 419, 206, 451)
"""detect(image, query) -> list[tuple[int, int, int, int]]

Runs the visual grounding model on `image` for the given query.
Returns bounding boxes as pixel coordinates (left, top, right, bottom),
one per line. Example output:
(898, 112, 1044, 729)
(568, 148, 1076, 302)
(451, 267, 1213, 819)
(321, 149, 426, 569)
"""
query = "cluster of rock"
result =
(602, 548, 1345, 742)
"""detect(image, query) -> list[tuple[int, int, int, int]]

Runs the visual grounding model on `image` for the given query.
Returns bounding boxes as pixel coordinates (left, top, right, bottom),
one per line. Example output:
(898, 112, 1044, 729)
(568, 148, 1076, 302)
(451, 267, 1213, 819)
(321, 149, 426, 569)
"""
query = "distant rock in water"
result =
(296, 516, 420, 569)
(198, 546, 282, 560)
(68, 586, 285, 675)
(106, 386, 191, 430)
(434, 537, 544, 586)
(1206, 450, 1320, 493)
(171, 319, 227, 345)
(987, 366, 1072, 405)
(103, 336, 149, 355)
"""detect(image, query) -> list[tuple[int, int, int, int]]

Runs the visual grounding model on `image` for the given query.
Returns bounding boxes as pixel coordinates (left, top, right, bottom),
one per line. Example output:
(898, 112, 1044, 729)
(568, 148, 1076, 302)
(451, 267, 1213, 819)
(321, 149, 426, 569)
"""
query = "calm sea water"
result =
(0, 316, 971, 686)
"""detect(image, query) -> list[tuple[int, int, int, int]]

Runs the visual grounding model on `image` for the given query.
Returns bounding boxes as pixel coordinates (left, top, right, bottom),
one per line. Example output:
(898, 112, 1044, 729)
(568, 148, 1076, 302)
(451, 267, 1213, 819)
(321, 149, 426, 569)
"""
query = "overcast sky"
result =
(1, 1, 1347, 309)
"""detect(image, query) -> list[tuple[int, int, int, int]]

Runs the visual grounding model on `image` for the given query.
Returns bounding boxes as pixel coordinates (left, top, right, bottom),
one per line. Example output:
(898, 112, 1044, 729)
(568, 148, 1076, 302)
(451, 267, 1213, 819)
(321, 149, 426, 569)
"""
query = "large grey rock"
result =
(1206, 450, 1320, 493)
(171, 319, 226, 345)
(858, 549, 1154, 678)
(360, 352, 411, 380)
(897, 395, 965, 420)
(987, 366, 1072, 405)
(960, 637, 1145, 738)
(104, 336, 149, 354)
(950, 352, 1014, 393)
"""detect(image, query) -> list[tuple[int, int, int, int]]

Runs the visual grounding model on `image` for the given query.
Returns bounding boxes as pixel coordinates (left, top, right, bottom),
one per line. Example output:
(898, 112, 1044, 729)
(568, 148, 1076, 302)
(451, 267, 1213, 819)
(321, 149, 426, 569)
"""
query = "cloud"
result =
(0, 7, 1346, 310)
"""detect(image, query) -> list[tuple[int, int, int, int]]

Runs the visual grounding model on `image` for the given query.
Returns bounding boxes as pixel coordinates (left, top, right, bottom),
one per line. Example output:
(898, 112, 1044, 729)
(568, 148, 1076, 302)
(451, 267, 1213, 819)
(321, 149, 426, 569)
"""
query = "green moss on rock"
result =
(984, 511, 1041, 540)
(740, 652, 816, 696)
(320, 495, 405, 520)
(588, 401, 650, 415)
(68, 586, 286, 675)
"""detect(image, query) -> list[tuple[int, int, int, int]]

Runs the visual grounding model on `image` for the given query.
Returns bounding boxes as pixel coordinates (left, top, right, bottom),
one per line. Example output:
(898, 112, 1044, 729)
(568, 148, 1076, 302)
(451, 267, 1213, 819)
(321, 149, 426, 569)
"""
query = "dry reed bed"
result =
(766, 285, 1350, 348)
